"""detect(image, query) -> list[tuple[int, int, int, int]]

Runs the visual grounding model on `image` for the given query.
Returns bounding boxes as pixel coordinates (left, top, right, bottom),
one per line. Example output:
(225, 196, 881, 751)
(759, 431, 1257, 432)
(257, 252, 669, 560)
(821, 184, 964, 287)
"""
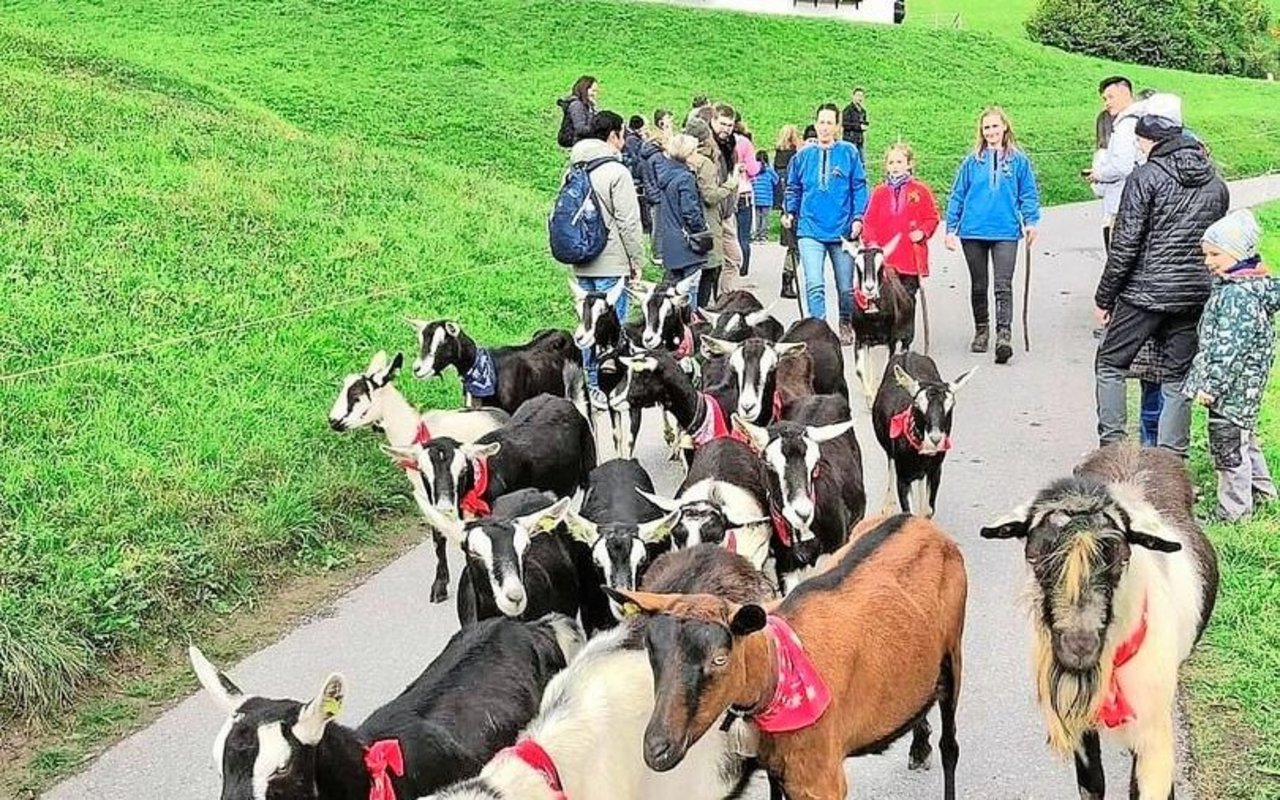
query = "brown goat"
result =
(609, 513, 968, 800)
(773, 348, 815, 418)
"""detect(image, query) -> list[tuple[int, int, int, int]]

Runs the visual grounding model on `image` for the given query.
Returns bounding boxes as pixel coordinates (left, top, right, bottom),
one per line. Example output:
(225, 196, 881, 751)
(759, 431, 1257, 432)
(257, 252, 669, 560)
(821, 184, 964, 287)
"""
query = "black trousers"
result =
(960, 239, 1018, 329)
(1095, 300, 1200, 377)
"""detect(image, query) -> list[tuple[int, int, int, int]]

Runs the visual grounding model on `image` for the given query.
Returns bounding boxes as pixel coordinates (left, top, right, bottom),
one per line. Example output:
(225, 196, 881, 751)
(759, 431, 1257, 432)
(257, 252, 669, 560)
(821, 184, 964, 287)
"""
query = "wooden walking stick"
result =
(917, 280, 932, 356)
(1021, 238, 1032, 352)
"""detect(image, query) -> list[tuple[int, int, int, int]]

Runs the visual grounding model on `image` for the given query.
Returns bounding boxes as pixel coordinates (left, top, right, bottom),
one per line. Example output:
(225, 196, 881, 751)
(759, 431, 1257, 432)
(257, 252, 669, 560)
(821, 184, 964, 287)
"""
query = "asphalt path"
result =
(45, 176, 1280, 799)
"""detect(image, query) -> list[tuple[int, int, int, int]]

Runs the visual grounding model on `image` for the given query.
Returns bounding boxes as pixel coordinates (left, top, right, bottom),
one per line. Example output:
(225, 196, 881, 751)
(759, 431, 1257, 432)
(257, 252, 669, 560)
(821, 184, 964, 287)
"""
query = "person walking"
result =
(774, 125, 804, 299)
(944, 106, 1041, 364)
(712, 104, 750, 295)
(782, 103, 869, 341)
(732, 114, 760, 285)
(558, 75, 599, 147)
(640, 118, 672, 265)
(751, 150, 779, 242)
(1184, 209, 1280, 520)
(568, 111, 645, 405)
(685, 117, 739, 308)
(1094, 114, 1230, 457)
(623, 115, 649, 235)
(1086, 76, 1140, 254)
(841, 87, 869, 156)
(656, 134, 712, 311)
(861, 142, 940, 349)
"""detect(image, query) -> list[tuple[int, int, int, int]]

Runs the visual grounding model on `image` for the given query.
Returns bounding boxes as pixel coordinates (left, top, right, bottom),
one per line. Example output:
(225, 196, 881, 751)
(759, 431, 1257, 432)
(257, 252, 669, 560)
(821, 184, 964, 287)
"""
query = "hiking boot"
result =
(994, 328, 1013, 364)
(838, 320, 856, 346)
(970, 324, 990, 353)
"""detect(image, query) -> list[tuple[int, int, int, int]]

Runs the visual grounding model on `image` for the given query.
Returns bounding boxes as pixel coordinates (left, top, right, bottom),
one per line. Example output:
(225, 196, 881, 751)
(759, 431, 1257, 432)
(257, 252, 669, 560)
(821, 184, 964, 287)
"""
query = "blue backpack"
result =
(549, 157, 615, 265)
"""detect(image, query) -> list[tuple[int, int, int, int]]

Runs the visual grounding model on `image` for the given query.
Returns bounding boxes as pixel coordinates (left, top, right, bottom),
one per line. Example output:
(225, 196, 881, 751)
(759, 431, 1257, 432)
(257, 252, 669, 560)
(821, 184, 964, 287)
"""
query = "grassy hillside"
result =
(1184, 200, 1280, 800)
(2, 0, 1280, 722)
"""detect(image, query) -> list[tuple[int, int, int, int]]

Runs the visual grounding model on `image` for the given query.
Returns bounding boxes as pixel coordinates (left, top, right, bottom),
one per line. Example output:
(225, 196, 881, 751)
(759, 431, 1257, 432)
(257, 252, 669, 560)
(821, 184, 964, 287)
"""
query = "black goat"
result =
(630, 274, 700, 353)
(421, 489, 603, 631)
(849, 244, 916, 403)
(700, 304, 784, 345)
(564, 459, 680, 601)
(638, 438, 773, 578)
(872, 353, 975, 518)
(735, 394, 866, 593)
(189, 614, 581, 800)
(392, 394, 595, 522)
(410, 320, 582, 415)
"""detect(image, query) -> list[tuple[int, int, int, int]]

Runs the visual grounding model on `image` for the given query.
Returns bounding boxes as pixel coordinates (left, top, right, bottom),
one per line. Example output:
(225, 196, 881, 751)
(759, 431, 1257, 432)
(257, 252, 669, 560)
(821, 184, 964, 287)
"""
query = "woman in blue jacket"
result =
(783, 103, 869, 341)
(656, 133, 710, 309)
(945, 106, 1041, 364)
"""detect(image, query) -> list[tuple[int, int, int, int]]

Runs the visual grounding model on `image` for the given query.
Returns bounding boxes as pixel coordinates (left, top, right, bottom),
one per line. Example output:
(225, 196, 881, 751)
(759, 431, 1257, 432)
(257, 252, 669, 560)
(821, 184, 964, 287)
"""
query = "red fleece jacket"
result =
(861, 178, 940, 277)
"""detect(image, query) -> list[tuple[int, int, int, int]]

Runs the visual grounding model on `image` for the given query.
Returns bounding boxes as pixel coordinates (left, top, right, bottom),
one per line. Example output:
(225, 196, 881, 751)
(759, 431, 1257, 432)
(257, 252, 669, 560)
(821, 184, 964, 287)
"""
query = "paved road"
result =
(46, 176, 1280, 799)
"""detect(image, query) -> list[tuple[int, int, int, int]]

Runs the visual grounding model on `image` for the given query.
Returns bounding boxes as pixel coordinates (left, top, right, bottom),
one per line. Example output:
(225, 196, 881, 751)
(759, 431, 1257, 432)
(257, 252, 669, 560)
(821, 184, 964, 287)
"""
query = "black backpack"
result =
(556, 97, 576, 148)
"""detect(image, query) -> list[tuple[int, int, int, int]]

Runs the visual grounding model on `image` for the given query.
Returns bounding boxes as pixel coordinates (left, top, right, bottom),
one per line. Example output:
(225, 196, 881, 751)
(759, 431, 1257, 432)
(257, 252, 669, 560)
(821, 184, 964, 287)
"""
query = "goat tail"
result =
(536, 613, 585, 664)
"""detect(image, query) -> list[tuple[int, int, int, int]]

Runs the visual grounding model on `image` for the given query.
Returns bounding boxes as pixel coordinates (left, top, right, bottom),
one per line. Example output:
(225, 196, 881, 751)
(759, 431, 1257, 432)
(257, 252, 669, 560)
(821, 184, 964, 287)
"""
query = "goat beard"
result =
(1033, 625, 1107, 756)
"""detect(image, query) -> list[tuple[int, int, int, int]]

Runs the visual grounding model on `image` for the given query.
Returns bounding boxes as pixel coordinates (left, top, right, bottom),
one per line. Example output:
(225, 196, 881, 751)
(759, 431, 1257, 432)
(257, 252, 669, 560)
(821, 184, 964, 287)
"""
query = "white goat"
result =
(981, 443, 1219, 800)
(329, 350, 508, 602)
(423, 625, 751, 800)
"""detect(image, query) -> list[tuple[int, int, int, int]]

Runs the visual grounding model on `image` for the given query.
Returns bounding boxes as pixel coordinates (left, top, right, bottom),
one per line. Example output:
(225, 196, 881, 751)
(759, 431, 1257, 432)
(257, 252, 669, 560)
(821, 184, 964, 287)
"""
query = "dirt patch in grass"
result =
(0, 514, 424, 800)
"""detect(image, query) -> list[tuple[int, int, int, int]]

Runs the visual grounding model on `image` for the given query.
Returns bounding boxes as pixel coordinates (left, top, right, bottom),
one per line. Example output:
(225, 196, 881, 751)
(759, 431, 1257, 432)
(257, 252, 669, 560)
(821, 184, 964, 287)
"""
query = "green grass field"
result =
(1183, 200, 1280, 800)
(2, 0, 1280, 744)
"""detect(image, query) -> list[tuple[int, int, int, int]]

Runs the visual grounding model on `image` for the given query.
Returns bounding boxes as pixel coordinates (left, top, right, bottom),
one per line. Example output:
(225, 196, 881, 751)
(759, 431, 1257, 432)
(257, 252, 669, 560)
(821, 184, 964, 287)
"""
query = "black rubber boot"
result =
(970, 324, 990, 353)
(994, 328, 1013, 364)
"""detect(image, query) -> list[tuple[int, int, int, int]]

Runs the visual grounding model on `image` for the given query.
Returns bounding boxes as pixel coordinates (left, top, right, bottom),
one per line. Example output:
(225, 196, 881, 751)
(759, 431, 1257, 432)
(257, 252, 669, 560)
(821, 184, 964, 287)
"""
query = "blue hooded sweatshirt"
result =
(945, 148, 1041, 241)
(784, 141, 868, 242)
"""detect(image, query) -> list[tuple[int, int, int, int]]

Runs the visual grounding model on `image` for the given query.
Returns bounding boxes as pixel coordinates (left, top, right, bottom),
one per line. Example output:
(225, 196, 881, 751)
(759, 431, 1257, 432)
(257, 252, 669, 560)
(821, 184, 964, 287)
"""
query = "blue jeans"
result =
(1139, 380, 1163, 447)
(576, 276, 628, 387)
(664, 266, 702, 313)
(797, 238, 853, 322)
(736, 204, 754, 275)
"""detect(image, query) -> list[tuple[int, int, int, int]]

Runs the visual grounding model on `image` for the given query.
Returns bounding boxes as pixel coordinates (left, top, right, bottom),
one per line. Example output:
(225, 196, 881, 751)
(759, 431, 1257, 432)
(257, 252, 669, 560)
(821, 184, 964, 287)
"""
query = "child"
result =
(860, 143, 940, 348)
(751, 150, 779, 242)
(1184, 209, 1280, 522)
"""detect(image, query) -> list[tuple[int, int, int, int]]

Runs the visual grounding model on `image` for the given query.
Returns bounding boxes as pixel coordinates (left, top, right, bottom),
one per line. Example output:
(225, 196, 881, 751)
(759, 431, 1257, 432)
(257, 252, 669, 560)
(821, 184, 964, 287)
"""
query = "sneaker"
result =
(589, 386, 610, 411)
(970, 325, 990, 353)
(838, 320, 856, 346)
(994, 329, 1013, 364)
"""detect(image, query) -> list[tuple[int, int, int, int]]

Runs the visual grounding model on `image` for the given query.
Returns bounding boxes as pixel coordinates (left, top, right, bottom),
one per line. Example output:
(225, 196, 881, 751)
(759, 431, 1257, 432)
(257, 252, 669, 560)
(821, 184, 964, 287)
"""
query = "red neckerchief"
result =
(770, 508, 792, 548)
(888, 407, 951, 453)
(501, 739, 567, 800)
(771, 389, 784, 424)
(691, 393, 731, 446)
(674, 326, 695, 359)
(751, 616, 832, 733)
(853, 286, 872, 311)
(413, 420, 432, 446)
(459, 457, 492, 517)
(364, 739, 405, 800)
(723, 529, 737, 552)
(1098, 595, 1149, 728)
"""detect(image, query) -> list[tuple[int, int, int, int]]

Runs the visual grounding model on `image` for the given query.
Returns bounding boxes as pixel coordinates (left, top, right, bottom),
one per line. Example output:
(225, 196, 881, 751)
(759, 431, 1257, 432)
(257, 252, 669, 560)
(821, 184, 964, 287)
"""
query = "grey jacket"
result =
(569, 139, 645, 278)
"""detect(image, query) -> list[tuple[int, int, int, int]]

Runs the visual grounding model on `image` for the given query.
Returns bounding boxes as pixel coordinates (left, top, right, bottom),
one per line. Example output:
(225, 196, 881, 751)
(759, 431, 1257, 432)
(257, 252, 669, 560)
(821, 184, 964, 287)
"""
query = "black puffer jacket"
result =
(1096, 136, 1229, 314)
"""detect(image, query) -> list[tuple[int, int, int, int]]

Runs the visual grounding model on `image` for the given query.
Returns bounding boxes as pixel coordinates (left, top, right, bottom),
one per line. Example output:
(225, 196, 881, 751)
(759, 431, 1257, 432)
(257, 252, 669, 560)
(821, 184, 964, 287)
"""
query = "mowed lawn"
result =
(2, 0, 1280, 738)
(1184, 200, 1280, 800)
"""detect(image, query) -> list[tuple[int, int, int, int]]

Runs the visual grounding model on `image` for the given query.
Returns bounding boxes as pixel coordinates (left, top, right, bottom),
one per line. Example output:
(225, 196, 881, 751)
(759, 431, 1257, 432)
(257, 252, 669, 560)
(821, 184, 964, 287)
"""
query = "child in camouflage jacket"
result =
(1184, 209, 1280, 521)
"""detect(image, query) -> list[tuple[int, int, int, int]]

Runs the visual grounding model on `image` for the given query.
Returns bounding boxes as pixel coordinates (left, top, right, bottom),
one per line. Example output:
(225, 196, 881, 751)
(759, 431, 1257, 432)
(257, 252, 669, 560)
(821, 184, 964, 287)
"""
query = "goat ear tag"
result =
(322, 695, 343, 718)
(620, 602, 642, 619)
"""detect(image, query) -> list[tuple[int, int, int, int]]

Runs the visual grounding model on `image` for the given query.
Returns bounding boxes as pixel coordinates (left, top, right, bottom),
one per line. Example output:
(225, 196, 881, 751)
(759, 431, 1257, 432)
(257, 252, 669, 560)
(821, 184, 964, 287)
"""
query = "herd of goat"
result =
(191, 253, 1222, 800)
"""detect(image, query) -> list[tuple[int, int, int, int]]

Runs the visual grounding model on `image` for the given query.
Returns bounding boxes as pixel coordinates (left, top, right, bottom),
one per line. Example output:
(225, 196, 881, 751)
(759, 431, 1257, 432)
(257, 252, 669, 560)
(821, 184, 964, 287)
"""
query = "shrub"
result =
(1026, 0, 1280, 78)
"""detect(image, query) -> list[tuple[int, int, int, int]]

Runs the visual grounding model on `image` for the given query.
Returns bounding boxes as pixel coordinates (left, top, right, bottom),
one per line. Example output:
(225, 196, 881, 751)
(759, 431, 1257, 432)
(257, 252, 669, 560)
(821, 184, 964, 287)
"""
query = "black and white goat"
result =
(637, 438, 773, 575)
(330, 351, 508, 603)
(410, 320, 582, 415)
(872, 352, 974, 518)
(700, 300, 783, 345)
(628, 273, 701, 354)
(734, 394, 866, 593)
(562, 459, 680, 599)
(569, 278, 637, 458)
(420, 490, 601, 630)
(426, 545, 777, 800)
(701, 317, 847, 428)
(189, 614, 582, 800)
(980, 443, 1219, 800)
(849, 241, 916, 403)
(390, 394, 595, 524)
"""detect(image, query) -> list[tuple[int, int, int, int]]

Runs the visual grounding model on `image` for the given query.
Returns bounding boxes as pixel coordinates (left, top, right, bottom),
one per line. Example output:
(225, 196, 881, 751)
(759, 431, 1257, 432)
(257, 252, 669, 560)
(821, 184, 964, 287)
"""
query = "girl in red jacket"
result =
(861, 143, 940, 302)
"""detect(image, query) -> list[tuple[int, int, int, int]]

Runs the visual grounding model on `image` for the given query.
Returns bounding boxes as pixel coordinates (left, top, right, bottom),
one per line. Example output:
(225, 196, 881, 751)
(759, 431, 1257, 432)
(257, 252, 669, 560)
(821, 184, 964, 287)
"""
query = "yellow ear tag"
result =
(621, 602, 641, 619)
(322, 696, 343, 718)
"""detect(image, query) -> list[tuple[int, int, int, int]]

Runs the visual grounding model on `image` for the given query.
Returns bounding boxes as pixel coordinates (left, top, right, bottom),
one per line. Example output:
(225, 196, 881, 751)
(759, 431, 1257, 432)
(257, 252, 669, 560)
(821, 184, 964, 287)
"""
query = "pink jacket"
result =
(736, 135, 760, 197)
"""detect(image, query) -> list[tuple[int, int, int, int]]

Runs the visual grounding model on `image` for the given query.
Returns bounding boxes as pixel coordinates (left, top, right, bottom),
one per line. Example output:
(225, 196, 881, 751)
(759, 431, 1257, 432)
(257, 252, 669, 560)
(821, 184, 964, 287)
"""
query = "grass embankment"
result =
(1184, 200, 1280, 800)
(1, 0, 1279, 791)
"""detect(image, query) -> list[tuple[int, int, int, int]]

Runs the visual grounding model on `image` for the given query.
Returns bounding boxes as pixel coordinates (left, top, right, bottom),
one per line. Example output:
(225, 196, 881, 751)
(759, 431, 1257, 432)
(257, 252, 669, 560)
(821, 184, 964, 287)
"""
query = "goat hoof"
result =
(430, 582, 449, 604)
(908, 751, 932, 771)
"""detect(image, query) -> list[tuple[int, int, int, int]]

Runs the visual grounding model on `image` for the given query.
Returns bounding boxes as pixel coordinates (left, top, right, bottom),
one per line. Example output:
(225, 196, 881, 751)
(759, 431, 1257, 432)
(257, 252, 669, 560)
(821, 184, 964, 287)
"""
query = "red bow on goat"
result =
(364, 739, 405, 800)
(1098, 595, 1148, 728)
(460, 456, 491, 517)
(413, 421, 432, 446)
(753, 616, 832, 733)
(502, 739, 567, 800)
(853, 287, 874, 311)
(888, 407, 951, 453)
